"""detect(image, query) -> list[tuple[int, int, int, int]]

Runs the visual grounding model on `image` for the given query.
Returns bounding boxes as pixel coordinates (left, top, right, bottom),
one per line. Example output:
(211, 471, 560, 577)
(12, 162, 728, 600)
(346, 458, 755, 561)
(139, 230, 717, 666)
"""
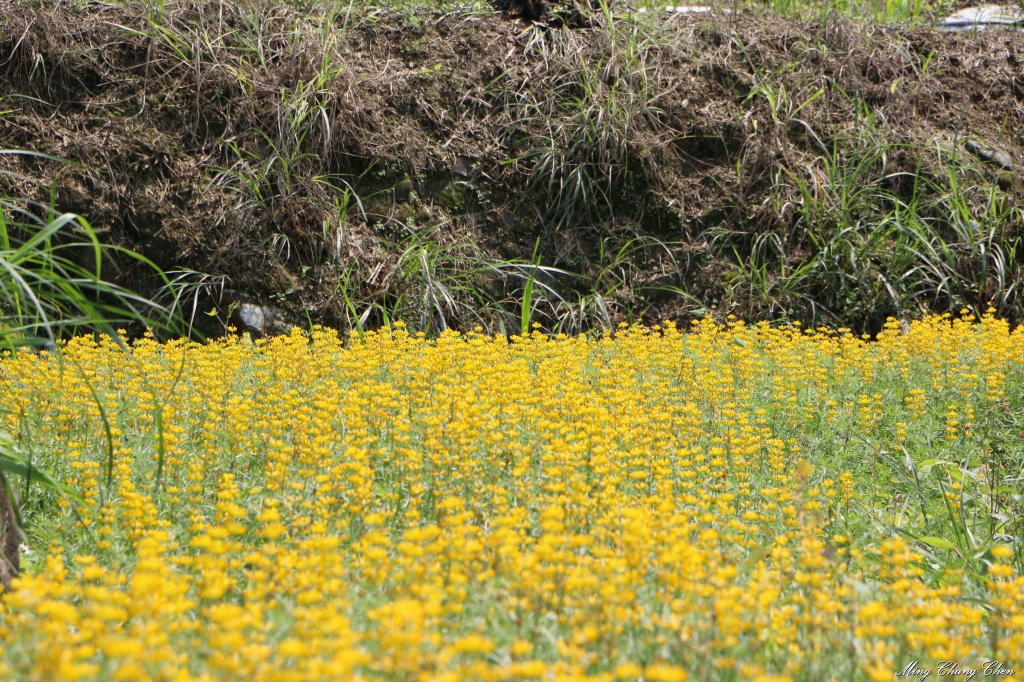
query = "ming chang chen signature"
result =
(897, 661, 1017, 680)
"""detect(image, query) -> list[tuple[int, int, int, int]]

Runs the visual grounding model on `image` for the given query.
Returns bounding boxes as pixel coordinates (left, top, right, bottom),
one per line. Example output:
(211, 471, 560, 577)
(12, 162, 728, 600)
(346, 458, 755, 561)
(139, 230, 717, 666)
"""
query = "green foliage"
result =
(0, 155, 184, 351)
(709, 68, 1024, 330)
(517, 3, 668, 230)
(0, 431, 82, 508)
(732, 152, 1023, 327)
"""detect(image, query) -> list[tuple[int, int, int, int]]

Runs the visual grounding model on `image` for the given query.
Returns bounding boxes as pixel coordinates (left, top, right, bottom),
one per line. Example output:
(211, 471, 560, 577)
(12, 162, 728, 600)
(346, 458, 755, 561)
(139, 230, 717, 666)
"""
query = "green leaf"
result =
(521, 238, 541, 337)
(917, 536, 956, 551)
(0, 437, 84, 505)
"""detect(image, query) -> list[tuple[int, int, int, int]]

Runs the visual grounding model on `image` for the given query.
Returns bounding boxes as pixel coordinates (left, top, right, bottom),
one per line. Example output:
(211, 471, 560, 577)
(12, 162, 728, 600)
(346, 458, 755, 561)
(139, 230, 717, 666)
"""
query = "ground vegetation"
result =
(2, 0, 1022, 335)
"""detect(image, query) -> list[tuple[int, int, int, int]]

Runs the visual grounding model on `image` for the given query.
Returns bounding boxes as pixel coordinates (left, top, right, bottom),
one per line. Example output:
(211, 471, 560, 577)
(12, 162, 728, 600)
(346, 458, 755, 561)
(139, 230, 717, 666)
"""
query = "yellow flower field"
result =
(0, 315, 1022, 681)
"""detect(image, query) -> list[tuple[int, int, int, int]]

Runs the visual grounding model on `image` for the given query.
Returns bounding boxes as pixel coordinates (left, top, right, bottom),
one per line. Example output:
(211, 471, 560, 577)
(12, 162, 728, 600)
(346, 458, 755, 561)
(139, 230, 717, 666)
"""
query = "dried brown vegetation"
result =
(1, 0, 1023, 334)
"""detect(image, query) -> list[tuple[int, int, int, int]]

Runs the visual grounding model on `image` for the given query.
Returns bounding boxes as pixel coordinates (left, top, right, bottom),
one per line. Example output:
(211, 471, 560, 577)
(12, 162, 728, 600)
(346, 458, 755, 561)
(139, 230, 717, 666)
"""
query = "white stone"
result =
(940, 4, 1024, 30)
(635, 5, 730, 14)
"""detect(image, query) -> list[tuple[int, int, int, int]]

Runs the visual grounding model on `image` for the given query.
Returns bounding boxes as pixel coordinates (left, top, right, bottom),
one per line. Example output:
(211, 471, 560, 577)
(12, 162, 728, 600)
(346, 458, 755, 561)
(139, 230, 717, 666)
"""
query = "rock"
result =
(232, 302, 291, 338)
(221, 291, 294, 338)
(0, 475, 22, 591)
(439, 181, 469, 211)
(392, 175, 414, 204)
(365, 176, 421, 225)
(452, 155, 476, 180)
(965, 140, 1015, 169)
(636, 5, 719, 13)
(997, 170, 1024, 193)
(393, 202, 419, 225)
(502, 206, 534, 234)
(940, 4, 1024, 31)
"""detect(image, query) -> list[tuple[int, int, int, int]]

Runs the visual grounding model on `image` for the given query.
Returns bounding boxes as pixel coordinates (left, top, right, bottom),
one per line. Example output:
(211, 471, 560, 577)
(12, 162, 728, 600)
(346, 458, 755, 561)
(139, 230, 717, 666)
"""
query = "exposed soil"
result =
(2, 0, 1024, 333)
(0, 475, 20, 590)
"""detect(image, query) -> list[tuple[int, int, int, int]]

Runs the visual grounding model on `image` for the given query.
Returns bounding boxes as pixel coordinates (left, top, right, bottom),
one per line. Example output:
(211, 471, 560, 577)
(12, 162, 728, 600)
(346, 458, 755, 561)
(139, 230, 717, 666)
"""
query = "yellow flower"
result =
(1, 316, 1022, 680)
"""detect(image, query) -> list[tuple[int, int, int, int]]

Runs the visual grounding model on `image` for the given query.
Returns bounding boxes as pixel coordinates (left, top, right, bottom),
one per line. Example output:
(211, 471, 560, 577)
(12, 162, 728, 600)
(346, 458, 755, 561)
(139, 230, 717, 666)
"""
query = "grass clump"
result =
(0, 314, 1023, 678)
(0, 160, 180, 352)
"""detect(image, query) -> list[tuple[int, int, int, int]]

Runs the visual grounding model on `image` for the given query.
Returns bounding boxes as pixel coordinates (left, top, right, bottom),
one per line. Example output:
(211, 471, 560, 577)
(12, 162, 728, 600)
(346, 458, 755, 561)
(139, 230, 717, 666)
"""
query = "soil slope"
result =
(2, 1, 1023, 334)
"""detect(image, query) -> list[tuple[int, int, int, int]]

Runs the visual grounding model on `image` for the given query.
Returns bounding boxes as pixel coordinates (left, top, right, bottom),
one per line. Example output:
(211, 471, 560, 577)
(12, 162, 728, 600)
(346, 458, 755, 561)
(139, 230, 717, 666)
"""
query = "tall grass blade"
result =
(0, 432, 83, 505)
(521, 239, 540, 336)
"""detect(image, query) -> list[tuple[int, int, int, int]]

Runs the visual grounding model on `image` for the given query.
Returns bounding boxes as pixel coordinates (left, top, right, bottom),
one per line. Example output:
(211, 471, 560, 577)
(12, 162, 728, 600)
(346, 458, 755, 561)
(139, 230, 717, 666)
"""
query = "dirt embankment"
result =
(2, 1, 1023, 334)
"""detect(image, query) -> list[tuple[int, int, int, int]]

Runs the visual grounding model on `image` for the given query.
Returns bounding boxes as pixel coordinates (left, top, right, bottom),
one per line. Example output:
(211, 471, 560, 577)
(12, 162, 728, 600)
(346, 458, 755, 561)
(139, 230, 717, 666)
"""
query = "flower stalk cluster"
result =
(0, 314, 1022, 680)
